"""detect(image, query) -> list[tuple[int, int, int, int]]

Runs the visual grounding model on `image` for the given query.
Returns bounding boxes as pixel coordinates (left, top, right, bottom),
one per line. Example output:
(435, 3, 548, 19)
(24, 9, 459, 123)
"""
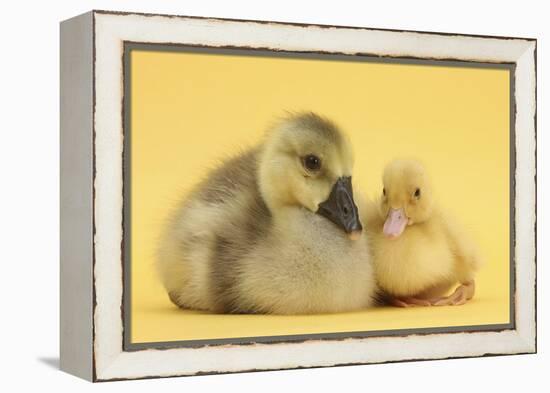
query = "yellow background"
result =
(130, 48, 510, 344)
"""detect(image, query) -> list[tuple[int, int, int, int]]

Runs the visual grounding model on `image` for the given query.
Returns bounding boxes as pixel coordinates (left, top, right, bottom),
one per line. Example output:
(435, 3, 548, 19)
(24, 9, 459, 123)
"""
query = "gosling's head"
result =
(259, 112, 362, 240)
(379, 159, 434, 239)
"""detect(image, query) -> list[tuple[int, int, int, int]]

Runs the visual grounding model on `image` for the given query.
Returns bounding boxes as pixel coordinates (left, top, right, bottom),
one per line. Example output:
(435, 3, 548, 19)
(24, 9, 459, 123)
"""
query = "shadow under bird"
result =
(156, 112, 375, 314)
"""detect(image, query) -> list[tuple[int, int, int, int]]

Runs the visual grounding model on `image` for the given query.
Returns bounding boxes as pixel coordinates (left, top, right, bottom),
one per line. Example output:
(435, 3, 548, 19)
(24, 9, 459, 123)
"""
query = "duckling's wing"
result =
(439, 211, 482, 283)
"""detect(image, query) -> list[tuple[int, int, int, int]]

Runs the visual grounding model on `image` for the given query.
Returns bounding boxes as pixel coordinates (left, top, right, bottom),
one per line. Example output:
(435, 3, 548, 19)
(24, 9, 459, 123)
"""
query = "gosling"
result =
(157, 112, 376, 314)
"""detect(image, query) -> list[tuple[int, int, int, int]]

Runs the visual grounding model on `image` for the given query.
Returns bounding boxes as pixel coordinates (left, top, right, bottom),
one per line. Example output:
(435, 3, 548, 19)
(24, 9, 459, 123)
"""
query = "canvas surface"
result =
(128, 48, 511, 344)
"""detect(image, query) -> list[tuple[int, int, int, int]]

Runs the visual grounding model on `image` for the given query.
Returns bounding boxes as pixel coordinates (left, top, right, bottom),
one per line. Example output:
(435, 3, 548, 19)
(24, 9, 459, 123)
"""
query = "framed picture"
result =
(60, 10, 537, 382)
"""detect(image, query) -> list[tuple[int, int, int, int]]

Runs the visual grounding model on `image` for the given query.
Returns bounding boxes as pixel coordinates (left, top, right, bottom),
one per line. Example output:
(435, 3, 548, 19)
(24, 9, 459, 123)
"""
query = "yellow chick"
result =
(364, 159, 480, 307)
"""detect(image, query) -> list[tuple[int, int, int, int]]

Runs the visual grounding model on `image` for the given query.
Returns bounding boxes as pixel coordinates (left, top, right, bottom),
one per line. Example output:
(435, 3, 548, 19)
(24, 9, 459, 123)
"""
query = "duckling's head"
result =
(258, 112, 362, 239)
(379, 159, 434, 239)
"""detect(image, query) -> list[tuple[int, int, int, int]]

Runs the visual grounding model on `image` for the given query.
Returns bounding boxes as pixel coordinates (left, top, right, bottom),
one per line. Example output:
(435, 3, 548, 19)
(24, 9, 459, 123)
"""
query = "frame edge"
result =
(91, 11, 538, 380)
(60, 11, 95, 382)
(91, 9, 537, 42)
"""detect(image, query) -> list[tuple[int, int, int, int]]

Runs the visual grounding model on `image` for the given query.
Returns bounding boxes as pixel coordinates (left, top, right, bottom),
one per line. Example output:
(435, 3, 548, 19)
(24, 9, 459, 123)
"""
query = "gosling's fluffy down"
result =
(157, 113, 376, 314)
(364, 159, 481, 306)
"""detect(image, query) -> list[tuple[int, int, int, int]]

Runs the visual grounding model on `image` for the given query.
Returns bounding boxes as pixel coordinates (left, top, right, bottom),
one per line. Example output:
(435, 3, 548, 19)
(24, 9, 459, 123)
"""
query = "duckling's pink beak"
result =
(383, 208, 408, 239)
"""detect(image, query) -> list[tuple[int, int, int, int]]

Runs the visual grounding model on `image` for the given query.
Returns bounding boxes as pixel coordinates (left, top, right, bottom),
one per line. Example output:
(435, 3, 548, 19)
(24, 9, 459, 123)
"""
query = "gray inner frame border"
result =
(122, 42, 516, 351)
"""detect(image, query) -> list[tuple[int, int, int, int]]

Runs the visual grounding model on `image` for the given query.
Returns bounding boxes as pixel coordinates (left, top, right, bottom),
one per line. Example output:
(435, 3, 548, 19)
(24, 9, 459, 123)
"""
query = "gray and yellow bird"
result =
(156, 112, 375, 314)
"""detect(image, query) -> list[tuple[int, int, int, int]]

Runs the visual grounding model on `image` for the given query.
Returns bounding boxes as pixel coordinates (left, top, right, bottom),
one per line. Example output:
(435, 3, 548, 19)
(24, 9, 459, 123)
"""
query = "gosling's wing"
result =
(192, 148, 260, 206)
(188, 147, 272, 255)
(190, 147, 274, 312)
(156, 146, 272, 312)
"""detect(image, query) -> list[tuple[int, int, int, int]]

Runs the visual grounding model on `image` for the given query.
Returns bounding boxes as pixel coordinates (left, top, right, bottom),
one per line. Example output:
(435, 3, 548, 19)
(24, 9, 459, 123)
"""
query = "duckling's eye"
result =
(414, 188, 421, 198)
(302, 154, 322, 172)
(382, 188, 386, 196)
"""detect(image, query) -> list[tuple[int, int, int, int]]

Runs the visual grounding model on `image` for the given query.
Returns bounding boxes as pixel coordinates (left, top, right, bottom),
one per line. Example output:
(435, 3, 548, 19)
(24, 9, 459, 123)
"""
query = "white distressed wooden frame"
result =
(60, 10, 536, 382)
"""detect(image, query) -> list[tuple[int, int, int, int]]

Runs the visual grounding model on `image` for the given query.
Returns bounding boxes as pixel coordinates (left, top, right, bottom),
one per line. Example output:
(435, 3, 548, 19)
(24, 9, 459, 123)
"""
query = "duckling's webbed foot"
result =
(432, 280, 475, 306)
(389, 297, 432, 308)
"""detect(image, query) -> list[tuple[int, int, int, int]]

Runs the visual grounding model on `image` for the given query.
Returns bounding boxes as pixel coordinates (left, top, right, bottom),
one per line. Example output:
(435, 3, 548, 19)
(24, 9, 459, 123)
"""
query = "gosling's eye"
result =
(383, 188, 386, 196)
(414, 188, 421, 198)
(302, 154, 321, 172)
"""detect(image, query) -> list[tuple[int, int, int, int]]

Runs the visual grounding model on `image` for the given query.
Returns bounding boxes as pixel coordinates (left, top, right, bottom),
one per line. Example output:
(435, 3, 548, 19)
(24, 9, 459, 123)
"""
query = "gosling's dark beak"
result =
(316, 176, 363, 240)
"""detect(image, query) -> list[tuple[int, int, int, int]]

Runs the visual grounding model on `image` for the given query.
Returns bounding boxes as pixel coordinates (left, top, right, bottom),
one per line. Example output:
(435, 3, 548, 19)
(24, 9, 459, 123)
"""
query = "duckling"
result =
(364, 159, 480, 307)
(156, 112, 375, 314)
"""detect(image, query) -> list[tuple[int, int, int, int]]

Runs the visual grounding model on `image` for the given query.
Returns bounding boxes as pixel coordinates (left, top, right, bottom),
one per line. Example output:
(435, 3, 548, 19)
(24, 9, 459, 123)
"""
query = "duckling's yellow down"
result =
(364, 159, 481, 306)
